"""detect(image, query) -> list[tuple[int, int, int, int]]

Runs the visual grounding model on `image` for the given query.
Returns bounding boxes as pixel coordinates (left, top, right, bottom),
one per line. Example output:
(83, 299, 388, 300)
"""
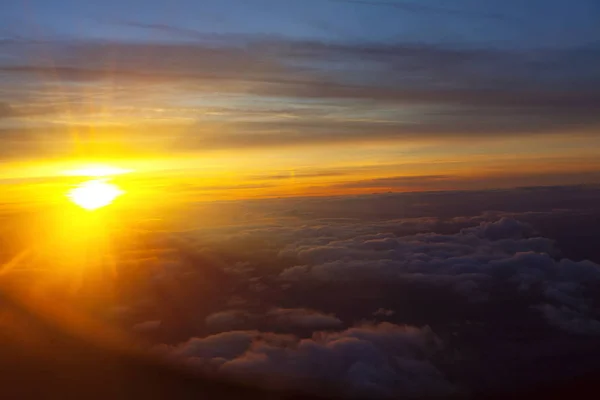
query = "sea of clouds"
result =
(99, 187, 600, 397)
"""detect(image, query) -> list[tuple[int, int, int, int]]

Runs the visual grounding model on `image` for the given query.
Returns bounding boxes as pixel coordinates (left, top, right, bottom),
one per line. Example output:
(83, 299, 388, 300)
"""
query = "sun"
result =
(68, 179, 124, 210)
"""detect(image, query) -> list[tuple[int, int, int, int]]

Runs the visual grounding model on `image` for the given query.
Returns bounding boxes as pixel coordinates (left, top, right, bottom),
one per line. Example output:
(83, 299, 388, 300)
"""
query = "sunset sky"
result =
(1, 0, 600, 204)
(4, 3, 600, 398)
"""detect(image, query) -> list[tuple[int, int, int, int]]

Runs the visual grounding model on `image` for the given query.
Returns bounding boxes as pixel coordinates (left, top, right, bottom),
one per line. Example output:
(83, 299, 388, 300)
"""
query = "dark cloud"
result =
(184, 211, 600, 336)
(334, 175, 453, 189)
(173, 122, 600, 154)
(205, 310, 250, 332)
(5, 185, 600, 396)
(266, 308, 343, 330)
(164, 194, 600, 392)
(256, 171, 349, 181)
(275, 217, 600, 319)
(169, 322, 454, 397)
(322, 0, 512, 20)
(3, 39, 599, 96)
(0, 102, 56, 120)
(121, 187, 600, 395)
(205, 308, 343, 333)
(373, 308, 395, 317)
(132, 320, 162, 333)
(534, 304, 600, 335)
(463, 218, 536, 240)
(116, 20, 218, 41)
(0, 102, 14, 118)
(1, 39, 599, 152)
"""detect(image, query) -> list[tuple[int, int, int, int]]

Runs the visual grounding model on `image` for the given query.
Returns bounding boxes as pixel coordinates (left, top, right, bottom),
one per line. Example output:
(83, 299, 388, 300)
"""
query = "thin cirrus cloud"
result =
(321, 0, 513, 20)
(2, 38, 599, 110)
(0, 32, 599, 191)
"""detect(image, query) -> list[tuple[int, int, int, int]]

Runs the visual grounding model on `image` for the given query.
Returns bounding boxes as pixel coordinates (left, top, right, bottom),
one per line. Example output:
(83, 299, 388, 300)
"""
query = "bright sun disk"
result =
(68, 179, 124, 210)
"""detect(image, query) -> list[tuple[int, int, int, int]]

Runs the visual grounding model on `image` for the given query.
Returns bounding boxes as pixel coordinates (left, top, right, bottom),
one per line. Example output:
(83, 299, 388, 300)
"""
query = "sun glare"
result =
(68, 179, 124, 210)
(63, 164, 132, 177)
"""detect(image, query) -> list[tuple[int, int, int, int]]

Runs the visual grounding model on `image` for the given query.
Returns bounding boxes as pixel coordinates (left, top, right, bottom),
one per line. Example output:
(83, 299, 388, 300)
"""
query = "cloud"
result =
(0, 102, 14, 118)
(205, 311, 250, 332)
(315, 172, 600, 194)
(534, 304, 600, 336)
(170, 322, 454, 397)
(462, 217, 536, 240)
(2, 38, 599, 156)
(205, 308, 343, 333)
(175, 196, 600, 336)
(35, 187, 600, 395)
(323, 0, 512, 20)
(132, 320, 162, 332)
(172, 331, 258, 361)
(373, 308, 395, 317)
(115, 20, 217, 41)
(266, 308, 343, 330)
(275, 218, 600, 333)
(333, 175, 453, 190)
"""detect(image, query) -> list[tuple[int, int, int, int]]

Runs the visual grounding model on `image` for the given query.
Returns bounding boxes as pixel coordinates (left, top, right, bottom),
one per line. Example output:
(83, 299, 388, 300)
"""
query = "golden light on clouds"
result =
(68, 179, 124, 210)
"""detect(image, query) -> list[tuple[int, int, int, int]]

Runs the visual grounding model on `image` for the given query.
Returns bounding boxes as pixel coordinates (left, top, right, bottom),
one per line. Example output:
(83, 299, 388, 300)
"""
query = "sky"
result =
(1, 0, 600, 203)
(3, 3, 600, 397)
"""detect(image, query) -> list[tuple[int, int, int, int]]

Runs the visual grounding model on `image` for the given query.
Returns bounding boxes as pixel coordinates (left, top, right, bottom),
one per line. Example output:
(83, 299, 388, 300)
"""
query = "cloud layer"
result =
(1, 36, 599, 159)
(168, 322, 454, 397)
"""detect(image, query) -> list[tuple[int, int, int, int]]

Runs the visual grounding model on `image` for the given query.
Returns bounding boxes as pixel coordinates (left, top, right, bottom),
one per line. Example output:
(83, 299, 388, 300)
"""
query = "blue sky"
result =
(3, 0, 600, 48)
